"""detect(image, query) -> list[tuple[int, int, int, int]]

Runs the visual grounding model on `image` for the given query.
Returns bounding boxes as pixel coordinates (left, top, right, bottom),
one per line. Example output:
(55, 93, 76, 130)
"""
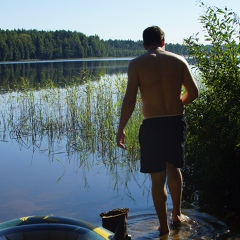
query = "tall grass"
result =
(0, 72, 143, 166)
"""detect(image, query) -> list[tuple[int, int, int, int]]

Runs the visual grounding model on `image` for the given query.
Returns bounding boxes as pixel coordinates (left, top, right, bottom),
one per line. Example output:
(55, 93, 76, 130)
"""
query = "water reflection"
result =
(0, 138, 153, 222)
(0, 58, 131, 91)
(128, 209, 229, 239)
(0, 60, 239, 238)
(0, 139, 231, 239)
(0, 73, 152, 224)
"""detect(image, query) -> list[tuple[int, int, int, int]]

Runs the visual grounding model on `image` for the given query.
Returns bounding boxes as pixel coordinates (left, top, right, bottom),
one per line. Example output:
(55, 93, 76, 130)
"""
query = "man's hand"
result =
(116, 130, 126, 149)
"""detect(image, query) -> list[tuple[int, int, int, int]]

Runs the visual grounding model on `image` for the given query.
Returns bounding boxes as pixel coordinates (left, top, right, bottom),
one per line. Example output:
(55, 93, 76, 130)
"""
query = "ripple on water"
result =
(127, 209, 230, 240)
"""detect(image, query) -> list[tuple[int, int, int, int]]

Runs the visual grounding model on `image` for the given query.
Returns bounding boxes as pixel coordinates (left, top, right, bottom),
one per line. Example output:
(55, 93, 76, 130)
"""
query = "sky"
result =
(0, 0, 239, 44)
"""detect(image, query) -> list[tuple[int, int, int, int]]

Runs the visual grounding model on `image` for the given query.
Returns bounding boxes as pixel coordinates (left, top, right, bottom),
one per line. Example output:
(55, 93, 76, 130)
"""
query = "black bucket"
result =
(100, 208, 131, 240)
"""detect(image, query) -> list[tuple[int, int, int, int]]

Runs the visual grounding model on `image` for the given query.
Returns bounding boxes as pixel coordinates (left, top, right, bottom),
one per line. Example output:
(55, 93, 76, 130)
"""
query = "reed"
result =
(0, 72, 152, 197)
(0, 72, 142, 165)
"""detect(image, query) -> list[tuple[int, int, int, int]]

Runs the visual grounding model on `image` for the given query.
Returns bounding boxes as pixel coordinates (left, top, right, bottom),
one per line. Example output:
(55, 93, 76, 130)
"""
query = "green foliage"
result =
(0, 29, 188, 61)
(184, 2, 240, 193)
(166, 43, 188, 55)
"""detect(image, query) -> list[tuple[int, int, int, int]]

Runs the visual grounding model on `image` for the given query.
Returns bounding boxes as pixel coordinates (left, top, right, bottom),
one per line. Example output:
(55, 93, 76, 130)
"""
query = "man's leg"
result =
(150, 171, 170, 235)
(166, 162, 183, 223)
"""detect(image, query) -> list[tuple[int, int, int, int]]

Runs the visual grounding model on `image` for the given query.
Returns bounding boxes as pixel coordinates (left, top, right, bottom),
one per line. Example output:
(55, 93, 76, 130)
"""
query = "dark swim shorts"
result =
(139, 114, 187, 173)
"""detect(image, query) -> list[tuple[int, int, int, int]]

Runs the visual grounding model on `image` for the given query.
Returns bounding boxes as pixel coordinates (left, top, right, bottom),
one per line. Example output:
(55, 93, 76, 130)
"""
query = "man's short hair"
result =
(143, 26, 165, 47)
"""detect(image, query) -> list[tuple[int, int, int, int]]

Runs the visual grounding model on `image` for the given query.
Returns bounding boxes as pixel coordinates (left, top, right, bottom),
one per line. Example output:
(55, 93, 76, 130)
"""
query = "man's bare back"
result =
(128, 47, 198, 118)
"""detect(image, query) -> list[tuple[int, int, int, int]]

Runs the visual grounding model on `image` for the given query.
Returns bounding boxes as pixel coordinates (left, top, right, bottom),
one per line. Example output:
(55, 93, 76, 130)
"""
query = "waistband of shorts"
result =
(142, 114, 185, 123)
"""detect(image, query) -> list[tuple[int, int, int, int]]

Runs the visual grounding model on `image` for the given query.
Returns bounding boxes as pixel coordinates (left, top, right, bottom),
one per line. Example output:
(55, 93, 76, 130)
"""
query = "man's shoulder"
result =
(133, 50, 186, 60)
(165, 51, 186, 61)
(129, 51, 188, 68)
(132, 52, 148, 61)
(128, 53, 147, 67)
(164, 51, 191, 69)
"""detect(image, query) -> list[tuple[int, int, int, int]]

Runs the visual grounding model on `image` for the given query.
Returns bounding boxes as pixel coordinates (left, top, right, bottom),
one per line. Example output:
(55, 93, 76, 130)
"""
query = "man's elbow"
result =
(189, 85, 199, 101)
(182, 89, 199, 105)
(192, 88, 199, 101)
(188, 91, 199, 103)
(123, 96, 137, 106)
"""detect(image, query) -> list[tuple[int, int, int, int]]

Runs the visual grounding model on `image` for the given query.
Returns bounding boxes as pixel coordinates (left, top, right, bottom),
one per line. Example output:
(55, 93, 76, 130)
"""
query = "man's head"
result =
(143, 26, 165, 48)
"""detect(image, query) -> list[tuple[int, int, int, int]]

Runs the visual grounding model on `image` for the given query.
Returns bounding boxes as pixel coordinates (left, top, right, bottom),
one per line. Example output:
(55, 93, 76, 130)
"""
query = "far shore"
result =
(0, 57, 134, 65)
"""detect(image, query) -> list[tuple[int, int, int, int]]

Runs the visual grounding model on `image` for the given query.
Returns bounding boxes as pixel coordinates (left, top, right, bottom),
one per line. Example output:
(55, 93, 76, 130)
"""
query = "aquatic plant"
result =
(0, 72, 142, 169)
(3, 71, 148, 196)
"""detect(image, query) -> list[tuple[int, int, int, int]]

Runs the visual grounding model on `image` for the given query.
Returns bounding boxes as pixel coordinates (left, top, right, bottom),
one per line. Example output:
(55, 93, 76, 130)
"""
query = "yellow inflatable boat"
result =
(0, 215, 114, 240)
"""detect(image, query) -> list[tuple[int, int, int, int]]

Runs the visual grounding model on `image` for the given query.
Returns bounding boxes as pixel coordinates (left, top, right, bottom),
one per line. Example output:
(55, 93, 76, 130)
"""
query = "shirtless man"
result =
(116, 26, 199, 236)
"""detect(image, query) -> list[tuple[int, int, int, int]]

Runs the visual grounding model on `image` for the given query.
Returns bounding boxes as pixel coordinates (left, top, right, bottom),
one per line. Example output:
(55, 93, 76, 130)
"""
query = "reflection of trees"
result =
(0, 59, 131, 92)
(0, 74, 147, 197)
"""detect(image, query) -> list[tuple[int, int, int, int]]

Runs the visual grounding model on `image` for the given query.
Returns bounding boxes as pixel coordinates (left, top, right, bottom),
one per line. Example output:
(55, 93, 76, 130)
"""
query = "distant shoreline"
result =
(0, 57, 134, 65)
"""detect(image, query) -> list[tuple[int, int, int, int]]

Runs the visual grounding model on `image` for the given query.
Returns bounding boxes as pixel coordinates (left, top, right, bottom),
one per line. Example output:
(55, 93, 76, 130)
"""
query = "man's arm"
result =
(116, 60, 139, 149)
(181, 61, 199, 105)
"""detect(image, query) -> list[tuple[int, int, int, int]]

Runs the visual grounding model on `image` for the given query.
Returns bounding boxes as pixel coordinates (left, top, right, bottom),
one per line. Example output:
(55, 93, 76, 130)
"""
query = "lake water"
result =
(0, 58, 238, 239)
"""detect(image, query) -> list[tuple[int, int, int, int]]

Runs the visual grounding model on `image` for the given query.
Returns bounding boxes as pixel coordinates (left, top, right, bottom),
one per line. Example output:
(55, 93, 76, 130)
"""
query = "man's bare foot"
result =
(172, 214, 189, 224)
(158, 226, 170, 236)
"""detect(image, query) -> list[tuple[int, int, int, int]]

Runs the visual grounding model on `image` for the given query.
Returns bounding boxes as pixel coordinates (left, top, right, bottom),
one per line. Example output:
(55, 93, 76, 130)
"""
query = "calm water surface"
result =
(0, 59, 237, 239)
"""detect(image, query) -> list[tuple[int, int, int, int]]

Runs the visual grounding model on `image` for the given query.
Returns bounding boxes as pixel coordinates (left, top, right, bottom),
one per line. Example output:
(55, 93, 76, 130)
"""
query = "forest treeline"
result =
(0, 29, 188, 61)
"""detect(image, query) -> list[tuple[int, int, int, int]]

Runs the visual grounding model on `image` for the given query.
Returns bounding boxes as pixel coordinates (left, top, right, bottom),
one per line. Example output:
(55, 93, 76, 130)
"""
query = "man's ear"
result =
(161, 38, 166, 50)
(160, 38, 165, 47)
(143, 43, 147, 50)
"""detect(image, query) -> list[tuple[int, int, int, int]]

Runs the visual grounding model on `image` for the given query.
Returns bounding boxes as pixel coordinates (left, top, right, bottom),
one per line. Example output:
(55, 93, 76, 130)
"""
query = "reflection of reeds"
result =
(0, 72, 151, 199)
(0, 72, 142, 165)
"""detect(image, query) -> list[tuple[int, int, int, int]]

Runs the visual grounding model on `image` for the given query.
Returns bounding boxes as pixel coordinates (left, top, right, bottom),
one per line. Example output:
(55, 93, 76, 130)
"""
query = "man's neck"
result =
(146, 43, 164, 51)
(149, 46, 162, 51)
(147, 46, 164, 53)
